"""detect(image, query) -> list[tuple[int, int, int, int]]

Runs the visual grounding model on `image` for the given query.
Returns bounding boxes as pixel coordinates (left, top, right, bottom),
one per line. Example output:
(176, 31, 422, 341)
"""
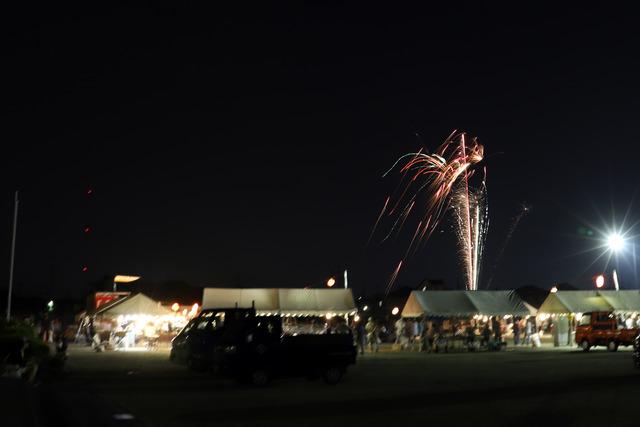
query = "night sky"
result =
(2, 4, 640, 298)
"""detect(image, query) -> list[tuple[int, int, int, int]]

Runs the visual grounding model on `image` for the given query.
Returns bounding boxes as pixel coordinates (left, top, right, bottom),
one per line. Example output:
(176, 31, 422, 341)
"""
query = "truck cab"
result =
(575, 311, 638, 352)
(171, 308, 357, 385)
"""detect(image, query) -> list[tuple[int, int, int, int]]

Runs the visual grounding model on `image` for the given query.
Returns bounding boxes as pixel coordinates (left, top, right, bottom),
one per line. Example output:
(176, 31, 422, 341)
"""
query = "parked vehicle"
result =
(171, 308, 357, 385)
(633, 335, 640, 369)
(575, 311, 638, 352)
(170, 308, 245, 371)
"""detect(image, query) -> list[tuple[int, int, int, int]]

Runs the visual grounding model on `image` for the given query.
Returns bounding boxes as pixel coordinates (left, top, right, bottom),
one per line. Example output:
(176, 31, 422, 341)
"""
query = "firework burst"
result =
(375, 130, 488, 293)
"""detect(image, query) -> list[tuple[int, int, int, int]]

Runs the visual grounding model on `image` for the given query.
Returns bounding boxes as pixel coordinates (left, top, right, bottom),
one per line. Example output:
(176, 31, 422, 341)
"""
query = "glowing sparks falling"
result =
(450, 182, 488, 291)
(374, 130, 488, 292)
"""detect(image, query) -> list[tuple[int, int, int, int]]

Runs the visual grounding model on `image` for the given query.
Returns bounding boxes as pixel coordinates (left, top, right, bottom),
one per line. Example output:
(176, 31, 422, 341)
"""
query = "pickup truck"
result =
(171, 308, 357, 385)
(575, 311, 638, 352)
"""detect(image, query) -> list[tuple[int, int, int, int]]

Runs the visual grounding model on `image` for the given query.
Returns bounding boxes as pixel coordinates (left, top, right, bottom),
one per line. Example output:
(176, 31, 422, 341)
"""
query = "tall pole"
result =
(6, 191, 19, 322)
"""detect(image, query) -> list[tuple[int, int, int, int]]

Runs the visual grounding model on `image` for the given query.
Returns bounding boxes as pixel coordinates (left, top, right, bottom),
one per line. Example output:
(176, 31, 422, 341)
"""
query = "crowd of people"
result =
(348, 315, 543, 354)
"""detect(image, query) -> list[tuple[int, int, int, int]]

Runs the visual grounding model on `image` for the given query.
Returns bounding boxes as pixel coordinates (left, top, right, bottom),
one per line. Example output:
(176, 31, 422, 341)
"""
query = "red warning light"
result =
(82, 266, 88, 272)
(84, 227, 91, 233)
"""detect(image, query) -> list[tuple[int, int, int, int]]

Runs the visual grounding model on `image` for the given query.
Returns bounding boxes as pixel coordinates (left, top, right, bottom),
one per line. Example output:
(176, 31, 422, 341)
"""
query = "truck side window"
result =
(211, 313, 225, 330)
(196, 319, 211, 330)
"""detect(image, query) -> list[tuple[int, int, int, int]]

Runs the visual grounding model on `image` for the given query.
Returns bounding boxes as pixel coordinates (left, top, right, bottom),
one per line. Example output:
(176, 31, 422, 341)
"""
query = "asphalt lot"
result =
(30, 344, 639, 427)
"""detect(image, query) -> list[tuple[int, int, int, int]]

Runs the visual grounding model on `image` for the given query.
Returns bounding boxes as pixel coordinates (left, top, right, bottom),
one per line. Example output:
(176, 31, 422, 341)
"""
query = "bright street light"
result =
(327, 277, 336, 287)
(607, 233, 625, 252)
(605, 232, 625, 290)
(595, 274, 605, 288)
(391, 307, 400, 315)
(550, 286, 558, 293)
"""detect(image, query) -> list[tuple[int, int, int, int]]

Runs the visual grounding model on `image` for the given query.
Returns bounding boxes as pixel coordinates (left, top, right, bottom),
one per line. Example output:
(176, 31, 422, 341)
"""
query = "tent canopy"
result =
(94, 293, 172, 316)
(539, 290, 640, 313)
(402, 290, 531, 317)
(202, 288, 356, 316)
(597, 290, 640, 313)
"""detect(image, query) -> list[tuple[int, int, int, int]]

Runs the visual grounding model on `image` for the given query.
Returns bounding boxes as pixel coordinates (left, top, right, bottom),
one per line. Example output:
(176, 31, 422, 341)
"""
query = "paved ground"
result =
(26, 344, 640, 427)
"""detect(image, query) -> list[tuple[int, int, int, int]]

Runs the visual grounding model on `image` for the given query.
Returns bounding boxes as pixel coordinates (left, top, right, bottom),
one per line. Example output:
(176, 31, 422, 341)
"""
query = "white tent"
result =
(201, 288, 357, 316)
(401, 290, 531, 318)
(94, 293, 172, 317)
(597, 290, 640, 313)
(539, 290, 640, 314)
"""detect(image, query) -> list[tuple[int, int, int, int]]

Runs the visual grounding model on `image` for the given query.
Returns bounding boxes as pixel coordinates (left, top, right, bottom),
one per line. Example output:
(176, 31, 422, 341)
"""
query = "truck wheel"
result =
(251, 368, 270, 387)
(322, 367, 343, 385)
(581, 340, 590, 352)
(188, 356, 207, 372)
(607, 341, 619, 352)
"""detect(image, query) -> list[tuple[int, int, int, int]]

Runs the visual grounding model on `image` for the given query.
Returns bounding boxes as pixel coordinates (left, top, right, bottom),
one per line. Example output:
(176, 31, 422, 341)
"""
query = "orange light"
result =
(327, 277, 336, 287)
(114, 275, 141, 283)
(191, 303, 199, 313)
(171, 303, 180, 312)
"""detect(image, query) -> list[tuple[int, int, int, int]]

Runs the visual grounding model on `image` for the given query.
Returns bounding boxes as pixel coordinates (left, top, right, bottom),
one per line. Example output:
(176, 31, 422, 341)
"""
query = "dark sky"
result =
(2, 3, 640, 298)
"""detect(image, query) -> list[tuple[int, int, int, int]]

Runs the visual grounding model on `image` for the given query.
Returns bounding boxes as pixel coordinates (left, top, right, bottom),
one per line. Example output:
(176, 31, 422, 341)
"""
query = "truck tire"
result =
(581, 340, 590, 352)
(607, 341, 619, 352)
(188, 356, 207, 372)
(250, 368, 271, 387)
(322, 366, 343, 385)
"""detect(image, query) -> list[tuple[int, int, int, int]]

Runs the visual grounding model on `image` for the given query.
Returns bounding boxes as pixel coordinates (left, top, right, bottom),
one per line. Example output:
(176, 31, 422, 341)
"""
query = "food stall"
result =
(401, 290, 533, 350)
(92, 293, 189, 350)
(201, 288, 357, 334)
(538, 290, 640, 346)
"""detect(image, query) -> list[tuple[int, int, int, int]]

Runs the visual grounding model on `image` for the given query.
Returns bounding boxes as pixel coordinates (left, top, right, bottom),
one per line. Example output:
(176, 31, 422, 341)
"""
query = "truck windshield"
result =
(196, 312, 225, 330)
(578, 314, 591, 326)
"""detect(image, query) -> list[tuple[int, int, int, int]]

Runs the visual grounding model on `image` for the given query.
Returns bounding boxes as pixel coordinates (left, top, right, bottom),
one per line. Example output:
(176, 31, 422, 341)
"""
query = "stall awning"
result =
(94, 293, 172, 316)
(401, 290, 531, 317)
(539, 290, 640, 314)
(201, 288, 357, 316)
(597, 290, 640, 313)
(538, 291, 611, 313)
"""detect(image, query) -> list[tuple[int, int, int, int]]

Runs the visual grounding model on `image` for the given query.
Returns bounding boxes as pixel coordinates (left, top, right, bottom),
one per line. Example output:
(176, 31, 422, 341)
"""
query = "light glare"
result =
(607, 233, 625, 252)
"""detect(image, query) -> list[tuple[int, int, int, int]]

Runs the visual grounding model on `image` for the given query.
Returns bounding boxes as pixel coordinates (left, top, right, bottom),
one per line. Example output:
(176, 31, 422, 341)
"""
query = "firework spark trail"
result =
(486, 203, 530, 289)
(367, 196, 390, 245)
(451, 184, 488, 290)
(373, 130, 487, 294)
(384, 260, 403, 297)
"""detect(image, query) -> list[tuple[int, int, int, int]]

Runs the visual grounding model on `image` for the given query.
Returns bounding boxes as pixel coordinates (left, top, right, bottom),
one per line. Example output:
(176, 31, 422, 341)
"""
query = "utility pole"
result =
(6, 191, 19, 322)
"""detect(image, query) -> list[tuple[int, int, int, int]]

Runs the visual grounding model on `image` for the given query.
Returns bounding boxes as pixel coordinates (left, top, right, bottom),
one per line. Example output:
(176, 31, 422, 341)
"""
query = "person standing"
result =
(355, 321, 366, 355)
(491, 316, 502, 343)
(481, 323, 491, 347)
(365, 318, 379, 353)
(410, 318, 420, 350)
(513, 318, 521, 345)
(394, 317, 405, 345)
(40, 314, 52, 343)
(524, 317, 534, 345)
